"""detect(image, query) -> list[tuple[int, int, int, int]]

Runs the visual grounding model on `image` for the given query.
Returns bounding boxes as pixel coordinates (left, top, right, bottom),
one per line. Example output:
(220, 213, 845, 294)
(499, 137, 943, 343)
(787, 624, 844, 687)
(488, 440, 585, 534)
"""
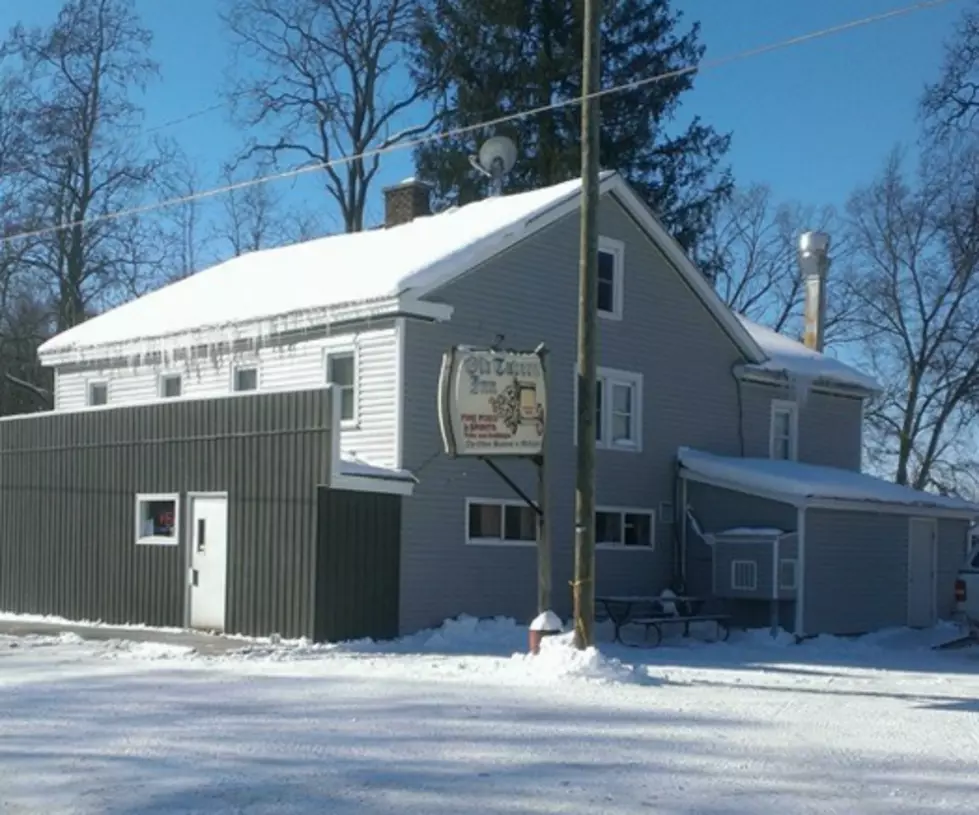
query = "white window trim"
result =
(779, 557, 798, 590)
(465, 497, 538, 547)
(135, 493, 180, 547)
(597, 235, 625, 320)
(574, 366, 644, 453)
(158, 373, 183, 399)
(86, 379, 109, 407)
(595, 505, 656, 551)
(731, 559, 758, 591)
(769, 399, 798, 461)
(231, 362, 261, 393)
(324, 345, 359, 428)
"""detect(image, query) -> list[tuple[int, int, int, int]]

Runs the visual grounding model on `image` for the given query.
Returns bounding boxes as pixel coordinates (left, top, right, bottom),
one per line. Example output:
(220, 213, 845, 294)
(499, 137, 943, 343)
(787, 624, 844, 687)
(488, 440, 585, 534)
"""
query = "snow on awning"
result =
(736, 315, 880, 393)
(678, 447, 979, 518)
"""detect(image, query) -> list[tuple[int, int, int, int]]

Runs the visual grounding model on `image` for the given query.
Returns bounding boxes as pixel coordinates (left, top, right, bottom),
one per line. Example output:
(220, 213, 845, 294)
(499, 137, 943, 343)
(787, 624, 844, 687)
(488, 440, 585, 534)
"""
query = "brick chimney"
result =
(383, 177, 432, 227)
(798, 231, 831, 353)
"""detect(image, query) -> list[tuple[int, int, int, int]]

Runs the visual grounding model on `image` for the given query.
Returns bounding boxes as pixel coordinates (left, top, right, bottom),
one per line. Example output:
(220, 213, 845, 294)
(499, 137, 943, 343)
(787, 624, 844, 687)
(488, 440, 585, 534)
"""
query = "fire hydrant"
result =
(528, 610, 563, 654)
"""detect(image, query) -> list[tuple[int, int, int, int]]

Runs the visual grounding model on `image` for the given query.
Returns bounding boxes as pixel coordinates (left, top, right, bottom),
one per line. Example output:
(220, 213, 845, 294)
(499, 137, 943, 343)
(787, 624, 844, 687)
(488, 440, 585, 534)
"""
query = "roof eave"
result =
(37, 295, 451, 368)
(736, 364, 879, 399)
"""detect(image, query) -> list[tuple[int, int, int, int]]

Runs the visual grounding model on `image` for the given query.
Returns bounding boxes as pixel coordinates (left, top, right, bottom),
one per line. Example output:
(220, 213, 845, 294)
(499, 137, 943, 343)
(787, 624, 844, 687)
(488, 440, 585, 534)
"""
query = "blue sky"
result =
(1, 0, 968, 231)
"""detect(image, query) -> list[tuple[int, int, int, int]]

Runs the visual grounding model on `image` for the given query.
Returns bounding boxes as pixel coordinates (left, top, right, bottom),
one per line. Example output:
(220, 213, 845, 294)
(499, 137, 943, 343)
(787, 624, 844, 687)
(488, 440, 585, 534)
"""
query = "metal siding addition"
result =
(0, 389, 332, 638)
(314, 487, 402, 642)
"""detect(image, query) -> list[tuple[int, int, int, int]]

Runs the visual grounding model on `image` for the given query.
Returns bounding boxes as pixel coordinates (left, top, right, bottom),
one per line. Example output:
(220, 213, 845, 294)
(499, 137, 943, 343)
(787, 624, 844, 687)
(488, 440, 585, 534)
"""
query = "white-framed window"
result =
(779, 558, 798, 590)
(731, 559, 758, 591)
(465, 498, 537, 546)
(597, 236, 625, 319)
(159, 373, 182, 399)
(233, 365, 259, 392)
(575, 366, 643, 452)
(135, 493, 179, 546)
(596, 507, 655, 549)
(325, 349, 357, 425)
(769, 399, 798, 461)
(86, 381, 108, 406)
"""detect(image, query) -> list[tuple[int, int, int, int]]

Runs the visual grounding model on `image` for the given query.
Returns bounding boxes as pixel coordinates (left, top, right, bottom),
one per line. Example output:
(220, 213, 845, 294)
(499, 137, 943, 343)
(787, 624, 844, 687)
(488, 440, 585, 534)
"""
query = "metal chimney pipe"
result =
(798, 231, 831, 353)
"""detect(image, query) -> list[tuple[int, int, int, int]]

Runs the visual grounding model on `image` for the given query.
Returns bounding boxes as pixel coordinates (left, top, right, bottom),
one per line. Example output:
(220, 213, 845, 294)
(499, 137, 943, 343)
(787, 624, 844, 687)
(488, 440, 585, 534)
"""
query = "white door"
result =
(189, 496, 228, 632)
(907, 518, 937, 628)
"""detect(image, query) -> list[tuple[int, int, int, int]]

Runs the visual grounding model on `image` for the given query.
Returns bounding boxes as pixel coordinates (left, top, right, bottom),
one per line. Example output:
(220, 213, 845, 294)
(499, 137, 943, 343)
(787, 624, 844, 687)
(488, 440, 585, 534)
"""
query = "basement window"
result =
(135, 494, 179, 546)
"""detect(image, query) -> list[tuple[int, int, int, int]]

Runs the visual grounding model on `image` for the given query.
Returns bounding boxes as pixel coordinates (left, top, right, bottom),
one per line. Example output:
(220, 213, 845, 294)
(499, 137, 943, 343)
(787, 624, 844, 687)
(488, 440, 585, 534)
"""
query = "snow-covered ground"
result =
(1, 617, 977, 814)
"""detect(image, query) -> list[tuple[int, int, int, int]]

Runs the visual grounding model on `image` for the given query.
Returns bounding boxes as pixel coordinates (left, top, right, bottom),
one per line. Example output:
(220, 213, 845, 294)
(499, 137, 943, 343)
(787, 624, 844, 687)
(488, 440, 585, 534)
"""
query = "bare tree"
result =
(922, 6, 979, 138)
(222, 0, 440, 232)
(8, 0, 171, 331)
(701, 183, 848, 340)
(211, 162, 323, 259)
(843, 143, 979, 493)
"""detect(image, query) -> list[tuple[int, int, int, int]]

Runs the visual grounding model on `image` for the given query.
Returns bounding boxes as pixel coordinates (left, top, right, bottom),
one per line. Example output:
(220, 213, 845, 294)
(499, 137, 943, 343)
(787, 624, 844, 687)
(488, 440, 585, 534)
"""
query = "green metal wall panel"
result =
(0, 389, 331, 638)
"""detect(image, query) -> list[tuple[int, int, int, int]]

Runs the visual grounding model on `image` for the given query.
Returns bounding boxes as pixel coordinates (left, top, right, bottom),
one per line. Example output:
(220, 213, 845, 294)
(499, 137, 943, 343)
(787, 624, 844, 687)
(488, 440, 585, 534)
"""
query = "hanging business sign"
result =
(438, 347, 547, 457)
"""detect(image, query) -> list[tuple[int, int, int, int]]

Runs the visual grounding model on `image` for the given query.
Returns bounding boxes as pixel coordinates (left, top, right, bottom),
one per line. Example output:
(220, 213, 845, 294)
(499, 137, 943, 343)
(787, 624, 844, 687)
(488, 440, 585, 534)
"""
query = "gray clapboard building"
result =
(13, 170, 978, 640)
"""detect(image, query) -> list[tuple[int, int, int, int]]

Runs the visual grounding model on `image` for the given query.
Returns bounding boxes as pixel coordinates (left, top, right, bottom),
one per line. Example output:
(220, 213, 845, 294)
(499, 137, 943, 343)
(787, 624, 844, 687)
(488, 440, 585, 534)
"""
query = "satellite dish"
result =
(478, 136, 517, 176)
(469, 135, 518, 197)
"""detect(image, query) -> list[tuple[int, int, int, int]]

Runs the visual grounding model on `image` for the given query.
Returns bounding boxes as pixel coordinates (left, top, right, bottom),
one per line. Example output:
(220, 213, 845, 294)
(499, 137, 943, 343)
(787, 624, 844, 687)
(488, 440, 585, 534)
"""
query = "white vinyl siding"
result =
(51, 326, 400, 468)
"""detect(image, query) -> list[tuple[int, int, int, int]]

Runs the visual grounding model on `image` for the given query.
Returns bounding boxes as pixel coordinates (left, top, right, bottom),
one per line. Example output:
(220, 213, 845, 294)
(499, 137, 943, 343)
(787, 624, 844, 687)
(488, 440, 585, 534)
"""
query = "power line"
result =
(0, 0, 954, 247)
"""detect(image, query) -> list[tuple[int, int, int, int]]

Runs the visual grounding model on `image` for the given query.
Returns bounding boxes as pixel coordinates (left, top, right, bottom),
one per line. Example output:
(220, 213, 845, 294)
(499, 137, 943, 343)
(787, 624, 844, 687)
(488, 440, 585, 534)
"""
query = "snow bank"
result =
(507, 632, 653, 686)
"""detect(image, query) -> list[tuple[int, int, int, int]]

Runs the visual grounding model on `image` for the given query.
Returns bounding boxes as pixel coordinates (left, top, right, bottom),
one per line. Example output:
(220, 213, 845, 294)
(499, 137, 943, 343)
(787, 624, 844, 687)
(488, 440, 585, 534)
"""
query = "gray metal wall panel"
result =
(803, 509, 908, 635)
(0, 389, 331, 638)
(314, 487, 401, 642)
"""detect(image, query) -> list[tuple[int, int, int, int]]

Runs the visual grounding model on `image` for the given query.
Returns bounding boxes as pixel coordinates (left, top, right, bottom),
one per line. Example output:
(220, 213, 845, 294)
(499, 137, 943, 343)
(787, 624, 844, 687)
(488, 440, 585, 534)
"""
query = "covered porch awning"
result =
(678, 447, 979, 521)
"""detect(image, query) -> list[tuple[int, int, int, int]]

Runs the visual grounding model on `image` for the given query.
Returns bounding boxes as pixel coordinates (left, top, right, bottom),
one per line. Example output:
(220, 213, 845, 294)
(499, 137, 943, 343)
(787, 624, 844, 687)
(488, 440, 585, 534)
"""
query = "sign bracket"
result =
(479, 455, 542, 516)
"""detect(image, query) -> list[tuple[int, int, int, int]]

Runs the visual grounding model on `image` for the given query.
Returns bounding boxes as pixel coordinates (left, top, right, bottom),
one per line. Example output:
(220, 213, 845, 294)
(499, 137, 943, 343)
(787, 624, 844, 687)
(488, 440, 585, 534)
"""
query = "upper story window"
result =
(769, 399, 798, 460)
(597, 236, 624, 319)
(575, 366, 643, 452)
(87, 381, 108, 406)
(160, 374, 182, 399)
(233, 365, 258, 392)
(325, 350, 357, 424)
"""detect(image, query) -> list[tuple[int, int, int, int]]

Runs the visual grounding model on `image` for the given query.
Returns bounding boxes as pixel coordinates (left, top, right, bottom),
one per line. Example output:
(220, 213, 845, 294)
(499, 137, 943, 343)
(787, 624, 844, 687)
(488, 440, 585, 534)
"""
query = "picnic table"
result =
(595, 594, 730, 647)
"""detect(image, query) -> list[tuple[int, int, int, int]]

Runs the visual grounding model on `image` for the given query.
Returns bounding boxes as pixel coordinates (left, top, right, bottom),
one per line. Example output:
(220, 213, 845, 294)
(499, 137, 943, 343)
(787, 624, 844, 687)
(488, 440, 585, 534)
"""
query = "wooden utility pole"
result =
(536, 347, 552, 613)
(573, 0, 601, 650)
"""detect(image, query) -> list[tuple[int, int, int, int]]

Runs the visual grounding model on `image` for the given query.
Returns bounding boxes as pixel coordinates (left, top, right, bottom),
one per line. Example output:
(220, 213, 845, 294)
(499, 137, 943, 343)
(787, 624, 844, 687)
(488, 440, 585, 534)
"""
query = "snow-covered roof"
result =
(679, 447, 979, 517)
(737, 316, 880, 393)
(39, 174, 607, 362)
(35, 170, 875, 397)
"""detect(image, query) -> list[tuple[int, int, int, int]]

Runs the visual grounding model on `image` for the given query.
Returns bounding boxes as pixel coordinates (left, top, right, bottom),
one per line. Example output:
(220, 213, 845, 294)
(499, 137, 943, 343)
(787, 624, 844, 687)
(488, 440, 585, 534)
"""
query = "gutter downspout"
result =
(794, 506, 807, 641)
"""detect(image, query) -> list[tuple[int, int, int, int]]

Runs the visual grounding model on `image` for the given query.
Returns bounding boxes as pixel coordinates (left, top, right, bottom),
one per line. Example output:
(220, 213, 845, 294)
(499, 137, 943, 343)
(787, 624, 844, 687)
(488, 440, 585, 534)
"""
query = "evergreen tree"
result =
(410, 0, 732, 254)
